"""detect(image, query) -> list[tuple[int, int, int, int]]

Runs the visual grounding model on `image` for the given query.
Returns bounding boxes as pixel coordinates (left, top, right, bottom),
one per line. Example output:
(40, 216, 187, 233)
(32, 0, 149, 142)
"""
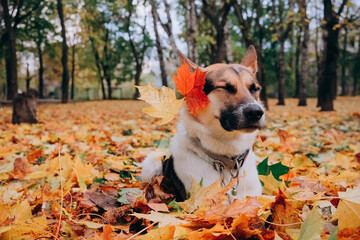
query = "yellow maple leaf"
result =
(332, 187, 360, 230)
(259, 172, 286, 195)
(137, 85, 184, 124)
(177, 178, 236, 213)
(73, 156, 99, 192)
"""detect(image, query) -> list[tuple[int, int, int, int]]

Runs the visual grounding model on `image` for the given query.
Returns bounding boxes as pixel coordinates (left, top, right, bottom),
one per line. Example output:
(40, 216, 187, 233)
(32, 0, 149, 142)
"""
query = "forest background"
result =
(1, 0, 360, 112)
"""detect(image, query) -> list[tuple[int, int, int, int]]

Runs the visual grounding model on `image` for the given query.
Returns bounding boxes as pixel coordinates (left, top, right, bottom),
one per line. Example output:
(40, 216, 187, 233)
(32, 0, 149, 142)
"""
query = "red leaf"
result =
(173, 61, 194, 96)
(173, 61, 210, 116)
(186, 88, 210, 116)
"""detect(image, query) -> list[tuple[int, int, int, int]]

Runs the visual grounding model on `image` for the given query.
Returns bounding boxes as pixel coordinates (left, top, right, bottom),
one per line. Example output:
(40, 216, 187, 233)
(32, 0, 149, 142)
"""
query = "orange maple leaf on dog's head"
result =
(173, 61, 210, 116)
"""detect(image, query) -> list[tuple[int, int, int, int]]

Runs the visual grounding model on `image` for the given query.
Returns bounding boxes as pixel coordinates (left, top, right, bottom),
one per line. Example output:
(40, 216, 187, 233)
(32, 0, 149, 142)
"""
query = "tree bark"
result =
(57, 0, 70, 104)
(12, 90, 38, 124)
(298, 15, 309, 106)
(158, 0, 179, 63)
(150, 0, 168, 87)
(37, 41, 44, 98)
(185, 0, 198, 63)
(26, 63, 30, 91)
(318, 0, 347, 111)
(353, 33, 360, 96)
(1, 0, 18, 100)
(224, 21, 233, 63)
(71, 44, 76, 100)
(340, 27, 348, 96)
(277, 40, 286, 105)
(102, 28, 112, 100)
(274, 0, 295, 106)
(202, 0, 235, 63)
(294, 28, 302, 98)
(90, 37, 106, 100)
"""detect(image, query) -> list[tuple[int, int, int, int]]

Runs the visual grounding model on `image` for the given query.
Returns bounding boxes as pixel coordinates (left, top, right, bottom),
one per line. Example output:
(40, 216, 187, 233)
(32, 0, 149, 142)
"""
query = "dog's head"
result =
(178, 46, 265, 135)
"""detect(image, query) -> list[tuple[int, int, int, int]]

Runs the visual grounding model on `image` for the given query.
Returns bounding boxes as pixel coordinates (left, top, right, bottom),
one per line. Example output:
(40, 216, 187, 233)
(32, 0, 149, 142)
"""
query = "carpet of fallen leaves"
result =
(0, 97, 360, 240)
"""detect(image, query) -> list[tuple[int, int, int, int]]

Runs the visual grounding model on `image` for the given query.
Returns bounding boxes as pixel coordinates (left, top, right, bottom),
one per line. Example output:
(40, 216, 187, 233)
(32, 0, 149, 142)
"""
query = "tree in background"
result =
(1, 0, 18, 100)
(270, 0, 295, 105)
(318, 0, 348, 111)
(297, 0, 309, 106)
(150, 0, 168, 87)
(57, 0, 70, 103)
(24, 1, 55, 99)
(124, 0, 153, 100)
(185, 0, 198, 64)
(201, 0, 235, 63)
(354, 33, 360, 96)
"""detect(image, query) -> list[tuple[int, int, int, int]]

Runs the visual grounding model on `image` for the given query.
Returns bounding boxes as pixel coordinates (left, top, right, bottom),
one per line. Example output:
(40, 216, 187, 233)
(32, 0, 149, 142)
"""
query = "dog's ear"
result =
(240, 45, 258, 74)
(177, 50, 199, 73)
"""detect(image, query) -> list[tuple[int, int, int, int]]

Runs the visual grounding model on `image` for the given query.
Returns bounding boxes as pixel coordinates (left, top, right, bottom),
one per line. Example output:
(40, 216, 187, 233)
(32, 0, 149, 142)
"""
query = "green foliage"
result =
(257, 157, 289, 181)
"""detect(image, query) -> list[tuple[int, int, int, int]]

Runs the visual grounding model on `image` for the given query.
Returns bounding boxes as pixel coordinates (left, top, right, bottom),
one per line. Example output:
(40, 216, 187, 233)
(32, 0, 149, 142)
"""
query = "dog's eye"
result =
(249, 83, 260, 93)
(216, 83, 236, 93)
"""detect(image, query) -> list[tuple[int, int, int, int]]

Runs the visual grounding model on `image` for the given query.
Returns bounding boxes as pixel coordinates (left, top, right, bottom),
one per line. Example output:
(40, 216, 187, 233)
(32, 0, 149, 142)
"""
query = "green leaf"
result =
(122, 129, 133, 136)
(94, 178, 106, 184)
(37, 156, 46, 163)
(154, 137, 171, 148)
(120, 170, 133, 180)
(327, 227, 338, 240)
(168, 199, 182, 213)
(257, 157, 270, 176)
(118, 188, 143, 205)
(298, 207, 323, 240)
(79, 152, 86, 163)
(257, 157, 289, 181)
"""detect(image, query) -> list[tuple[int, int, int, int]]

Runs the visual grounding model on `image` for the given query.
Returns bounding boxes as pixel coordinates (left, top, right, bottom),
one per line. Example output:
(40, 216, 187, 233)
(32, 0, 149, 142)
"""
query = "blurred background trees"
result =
(0, 0, 360, 111)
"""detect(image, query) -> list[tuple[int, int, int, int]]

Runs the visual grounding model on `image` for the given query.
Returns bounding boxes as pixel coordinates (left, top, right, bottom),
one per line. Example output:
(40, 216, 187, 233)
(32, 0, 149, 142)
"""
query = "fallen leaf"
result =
(132, 211, 187, 227)
(332, 187, 360, 230)
(177, 178, 236, 213)
(147, 203, 169, 212)
(298, 207, 323, 240)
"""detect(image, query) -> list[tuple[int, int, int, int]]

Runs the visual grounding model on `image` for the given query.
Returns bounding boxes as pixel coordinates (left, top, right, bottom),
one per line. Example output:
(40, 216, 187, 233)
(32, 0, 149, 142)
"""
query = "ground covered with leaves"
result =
(0, 97, 359, 240)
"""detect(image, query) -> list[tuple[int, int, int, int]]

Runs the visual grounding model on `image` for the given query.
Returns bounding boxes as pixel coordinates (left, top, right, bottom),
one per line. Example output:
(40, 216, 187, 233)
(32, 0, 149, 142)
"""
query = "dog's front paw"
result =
(141, 149, 170, 182)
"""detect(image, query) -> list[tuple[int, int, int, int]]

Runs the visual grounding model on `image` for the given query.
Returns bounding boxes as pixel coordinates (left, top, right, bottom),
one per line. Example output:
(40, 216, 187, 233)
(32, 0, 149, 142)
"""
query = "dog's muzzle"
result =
(219, 103, 264, 131)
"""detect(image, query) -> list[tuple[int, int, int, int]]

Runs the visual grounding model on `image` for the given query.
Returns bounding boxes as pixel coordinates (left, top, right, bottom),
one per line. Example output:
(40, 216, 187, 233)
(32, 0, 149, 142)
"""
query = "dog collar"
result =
(190, 137, 250, 171)
(190, 137, 250, 196)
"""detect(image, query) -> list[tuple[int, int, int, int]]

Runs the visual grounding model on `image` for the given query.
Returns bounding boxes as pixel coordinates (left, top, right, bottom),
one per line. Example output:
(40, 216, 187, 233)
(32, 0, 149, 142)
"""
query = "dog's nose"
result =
(243, 105, 264, 122)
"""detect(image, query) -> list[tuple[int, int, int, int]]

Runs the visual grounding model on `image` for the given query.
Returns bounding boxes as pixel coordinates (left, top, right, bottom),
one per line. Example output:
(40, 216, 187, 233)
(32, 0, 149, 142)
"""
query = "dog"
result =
(142, 45, 264, 202)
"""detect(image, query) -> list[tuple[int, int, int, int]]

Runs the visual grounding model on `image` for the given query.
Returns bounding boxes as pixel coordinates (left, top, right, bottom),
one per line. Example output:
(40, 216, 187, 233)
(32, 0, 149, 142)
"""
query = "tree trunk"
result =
(298, 5, 309, 106)
(160, 0, 179, 63)
(12, 90, 38, 124)
(189, 0, 198, 63)
(224, 21, 233, 63)
(340, 27, 348, 96)
(133, 65, 142, 99)
(90, 38, 106, 100)
(102, 28, 112, 100)
(37, 42, 44, 98)
(57, 0, 70, 104)
(185, 0, 192, 60)
(277, 40, 286, 105)
(150, 0, 168, 87)
(294, 28, 302, 98)
(1, 0, 18, 100)
(353, 34, 360, 96)
(26, 63, 30, 91)
(318, 0, 346, 111)
(71, 44, 75, 100)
